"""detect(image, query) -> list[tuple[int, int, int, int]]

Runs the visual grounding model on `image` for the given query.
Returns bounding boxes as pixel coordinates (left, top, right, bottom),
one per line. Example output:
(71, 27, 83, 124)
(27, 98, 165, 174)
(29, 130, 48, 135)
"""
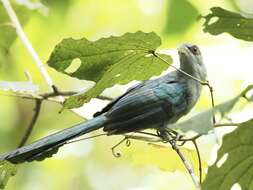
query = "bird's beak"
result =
(178, 44, 190, 56)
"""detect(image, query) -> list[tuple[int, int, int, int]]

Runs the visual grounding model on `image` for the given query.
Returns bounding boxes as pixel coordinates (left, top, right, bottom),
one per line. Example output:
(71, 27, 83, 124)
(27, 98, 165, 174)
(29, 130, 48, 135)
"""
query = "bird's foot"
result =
(157, 129, 183, 148)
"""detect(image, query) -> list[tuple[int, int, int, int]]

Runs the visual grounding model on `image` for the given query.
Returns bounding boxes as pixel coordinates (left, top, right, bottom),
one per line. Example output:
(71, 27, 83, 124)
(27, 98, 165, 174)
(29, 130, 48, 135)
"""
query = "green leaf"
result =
(0, 2, 35, 65)
(0, 161, 17, 189)
(42, 0, 70, 12)
(202, 7, 253, 41)
(172, 96, 239, 134)
(129, 143, 207, 173)
(47, 31, 171, 109)
(172, 85, 253, 134)
(164, 0, 199, 35)
(202, 118, 253, 190)
(172, 109, 213, 134)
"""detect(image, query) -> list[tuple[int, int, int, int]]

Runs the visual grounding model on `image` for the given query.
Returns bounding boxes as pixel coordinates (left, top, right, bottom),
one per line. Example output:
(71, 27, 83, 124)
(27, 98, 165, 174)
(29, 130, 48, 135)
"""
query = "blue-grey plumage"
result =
(101, 43, 207, 134)
(0, 43, 206, 163)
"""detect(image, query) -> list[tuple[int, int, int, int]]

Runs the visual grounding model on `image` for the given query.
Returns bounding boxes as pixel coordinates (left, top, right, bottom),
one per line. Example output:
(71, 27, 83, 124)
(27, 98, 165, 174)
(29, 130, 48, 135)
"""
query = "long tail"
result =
(0, 115, 108, 164)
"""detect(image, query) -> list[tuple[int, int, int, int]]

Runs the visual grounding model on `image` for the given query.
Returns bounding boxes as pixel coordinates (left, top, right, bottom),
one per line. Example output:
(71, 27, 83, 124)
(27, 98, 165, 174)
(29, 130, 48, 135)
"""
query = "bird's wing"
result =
(93, 82, 145, 117)
(94, 72, 178, 117)
(103, 79, 187, 134)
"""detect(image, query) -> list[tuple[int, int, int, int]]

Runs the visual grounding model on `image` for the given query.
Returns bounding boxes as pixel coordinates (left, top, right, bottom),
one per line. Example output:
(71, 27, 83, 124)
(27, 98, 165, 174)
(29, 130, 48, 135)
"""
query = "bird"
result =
(0, 43, 207, 164)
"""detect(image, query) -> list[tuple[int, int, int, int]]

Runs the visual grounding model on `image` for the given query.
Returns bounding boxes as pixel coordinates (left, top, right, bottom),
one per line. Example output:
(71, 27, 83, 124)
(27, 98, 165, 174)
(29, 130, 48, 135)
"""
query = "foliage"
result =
(202, 7, 253, 41)
(130, 143, 207, 173)
(47, 31, 172, 109)
(1, 0, 253, 189)
(202, 119, 253, 189)
(0, 161, 17, 189)
(0, 1, 42, 66)
(173, 85, 253, 134)
(200, 7, 253, 189)
(164, 0, 199, 35)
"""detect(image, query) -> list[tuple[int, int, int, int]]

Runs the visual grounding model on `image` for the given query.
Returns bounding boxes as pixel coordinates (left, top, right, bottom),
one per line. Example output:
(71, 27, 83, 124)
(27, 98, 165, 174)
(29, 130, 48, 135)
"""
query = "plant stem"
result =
(1, 0, 54, 92)
(214, 123, 240, 127)
(18, 99, 42, 147)
(169, 141, 201, 190)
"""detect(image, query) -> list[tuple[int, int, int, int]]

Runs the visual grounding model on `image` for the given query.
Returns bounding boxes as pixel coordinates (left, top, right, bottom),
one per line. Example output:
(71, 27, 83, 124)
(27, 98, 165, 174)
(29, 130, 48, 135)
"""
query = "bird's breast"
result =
(184, 79, 202, 112)
(159, 79, 202, 124)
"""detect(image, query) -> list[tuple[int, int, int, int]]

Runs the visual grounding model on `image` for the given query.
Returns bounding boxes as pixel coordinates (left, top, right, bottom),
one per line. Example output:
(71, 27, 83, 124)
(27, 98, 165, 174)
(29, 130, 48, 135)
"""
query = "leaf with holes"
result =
(0, 161, 17, 189)
(47, 31, 171, 108)
(202, 118, 253, 190)
(172, 85, 253, 134)
(202, 7, 253, 41)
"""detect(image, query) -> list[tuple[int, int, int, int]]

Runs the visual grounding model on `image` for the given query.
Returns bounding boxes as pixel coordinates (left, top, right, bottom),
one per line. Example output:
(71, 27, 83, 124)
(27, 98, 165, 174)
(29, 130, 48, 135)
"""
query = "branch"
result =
(1, 0, 54, 92)
(169, 141, 201, 190)
(18, 99, 42, 147)
(214, 123, 240, 127)
(192, 139, 202, 184)
(124, 133, 162, 142)
(97, 95, 114, 101)
(202, 82, 216, 124)
(0, 91, 113, 103)
(0, 89, 114, 147)
(124, 132, 201, 189)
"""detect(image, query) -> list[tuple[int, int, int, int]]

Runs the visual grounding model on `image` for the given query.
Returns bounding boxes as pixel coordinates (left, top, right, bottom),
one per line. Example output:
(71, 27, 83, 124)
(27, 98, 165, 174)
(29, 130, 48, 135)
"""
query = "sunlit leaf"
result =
(172, 96, 240, 134)
(0, 4, 30, 49)
(202, 7, 253, 41)
(202, 118, 253, 189)
(47, 31, 171, 109)
(129, 142, 207, 174)
(0, 1, 44, 66)
(172, 85, 253, 134)
(0, 161, 17, 189)
(172, 109, 213, 134)
(164, 0, 199, 35)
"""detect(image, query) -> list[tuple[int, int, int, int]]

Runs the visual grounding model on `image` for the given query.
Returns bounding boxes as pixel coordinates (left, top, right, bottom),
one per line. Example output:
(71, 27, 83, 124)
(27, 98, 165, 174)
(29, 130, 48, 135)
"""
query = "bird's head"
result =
(178, 43, 207, 81)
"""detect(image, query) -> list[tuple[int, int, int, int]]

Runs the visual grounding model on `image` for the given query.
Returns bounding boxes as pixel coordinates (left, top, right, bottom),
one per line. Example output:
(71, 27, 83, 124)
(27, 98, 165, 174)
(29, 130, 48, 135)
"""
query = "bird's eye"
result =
(189, 46, 199, 55)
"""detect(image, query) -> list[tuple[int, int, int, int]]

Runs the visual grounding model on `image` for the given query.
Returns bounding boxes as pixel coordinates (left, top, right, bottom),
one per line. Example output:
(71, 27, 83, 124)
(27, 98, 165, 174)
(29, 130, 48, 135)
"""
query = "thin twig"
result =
(0, 22, 13, 27)
(192, 139, 202, 184)
(124, 132, 201, 188)
(124, 132, 162, 142)
(1, 0, 54, 92)
(0, 91, 113, 103)
(169, 141, 201, 190)
(178, 134, 201, 142)
(0, 92, 42, 100)
(66, 133, 107, 144)
(18, 99, 42, 147)
(214, 123, 240, 127)
(97, 95, 114, 101)
(202, 82, 216, 124)
(40, 91, 75, 98)
(153, 52, 204, 84)
(0, 92, 62, 105)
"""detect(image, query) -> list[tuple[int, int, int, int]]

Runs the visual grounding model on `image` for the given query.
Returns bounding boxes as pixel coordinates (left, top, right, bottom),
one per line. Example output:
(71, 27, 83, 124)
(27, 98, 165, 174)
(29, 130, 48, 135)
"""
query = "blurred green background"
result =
(1, 0, 253, 189)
